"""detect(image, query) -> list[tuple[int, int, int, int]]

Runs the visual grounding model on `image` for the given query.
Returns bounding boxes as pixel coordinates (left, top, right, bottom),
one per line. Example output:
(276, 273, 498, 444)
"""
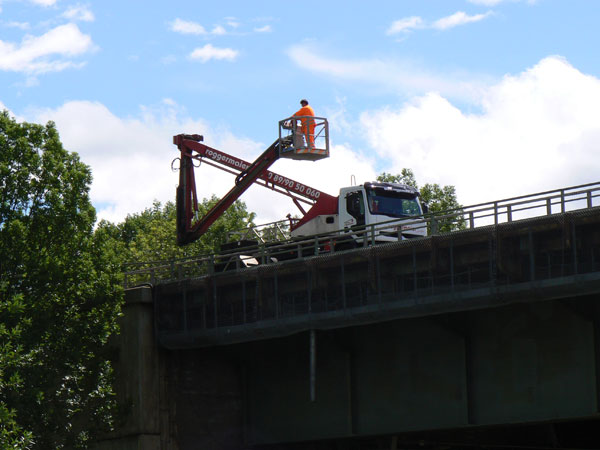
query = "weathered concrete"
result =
(163, 349, 243, 449)
(100, 288, 600, 449)
(94, 286, 162, 450)
(98, 209, 600, 449)
(95, 286, 245, 450)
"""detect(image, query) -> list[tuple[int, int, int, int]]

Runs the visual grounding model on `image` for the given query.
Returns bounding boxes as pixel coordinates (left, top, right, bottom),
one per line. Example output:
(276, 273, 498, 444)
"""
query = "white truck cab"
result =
(339, 182, 427, 242)
(290, 181, 428, 244)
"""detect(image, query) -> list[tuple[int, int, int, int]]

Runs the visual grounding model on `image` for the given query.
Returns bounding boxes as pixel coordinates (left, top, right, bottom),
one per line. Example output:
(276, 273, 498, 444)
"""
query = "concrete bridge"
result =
(98, 184, 600, 449)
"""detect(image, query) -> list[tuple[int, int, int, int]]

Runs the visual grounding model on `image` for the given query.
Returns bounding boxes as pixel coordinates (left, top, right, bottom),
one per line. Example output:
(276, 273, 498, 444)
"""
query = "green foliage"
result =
(0, 110, 123, 448)
(0, 402, 34, 449)
(378, 169, 417, 187)
(100, 197, 256, 268)
(377, 169, 466, 233)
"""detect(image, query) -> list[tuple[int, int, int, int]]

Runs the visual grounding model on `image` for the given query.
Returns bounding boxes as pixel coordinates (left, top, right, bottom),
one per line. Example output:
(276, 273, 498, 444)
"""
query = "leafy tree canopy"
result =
(0, 110, 122, 448)
(377, 169, 466, 232)
(98, 198, 256, 273)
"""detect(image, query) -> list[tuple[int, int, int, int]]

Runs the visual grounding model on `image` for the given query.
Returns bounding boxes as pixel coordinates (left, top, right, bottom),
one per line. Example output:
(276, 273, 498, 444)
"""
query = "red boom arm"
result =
(174, 134, 336, 245)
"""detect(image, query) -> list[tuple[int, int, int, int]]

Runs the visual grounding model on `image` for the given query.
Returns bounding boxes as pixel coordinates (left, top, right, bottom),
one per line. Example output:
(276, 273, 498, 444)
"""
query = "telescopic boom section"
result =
(174, 119, 333, 246)
(175, 134, 280, 245)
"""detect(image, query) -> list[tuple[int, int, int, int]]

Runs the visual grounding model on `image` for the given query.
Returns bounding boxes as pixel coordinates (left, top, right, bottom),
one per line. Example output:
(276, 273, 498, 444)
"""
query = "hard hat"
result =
(300, 99, 308, 105)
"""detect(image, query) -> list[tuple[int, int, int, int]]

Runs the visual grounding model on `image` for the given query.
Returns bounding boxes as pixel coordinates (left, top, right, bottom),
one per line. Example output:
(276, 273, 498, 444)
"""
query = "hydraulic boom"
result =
(174, 120, 332, 246)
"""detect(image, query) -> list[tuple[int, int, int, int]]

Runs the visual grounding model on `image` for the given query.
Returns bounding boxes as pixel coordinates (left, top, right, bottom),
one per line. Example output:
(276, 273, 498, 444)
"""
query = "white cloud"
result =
(30, 100, 213, 224)
(388, 11, 492, 35)
(287, 43, 489, 102)
(169, 18, 227, 36)
(5, 21, 31, 30)
(189, 44, 238, 63)
(432, 11, 493, 30)
(29, 0, 56, 6)
(169, 18, 206, 35)
(27, 100, 374, 225)
(0, 23, 95, 74)
(386, 16, 424, 35)
(468, 0, 504, 5)
(468, 0, 538, 5)
(16, 56, 600, 229)
(254, 25, 272, 33)
(62, 5, 95, 22)
(360, 56, 600, 207)
(211, 25, 226, 35)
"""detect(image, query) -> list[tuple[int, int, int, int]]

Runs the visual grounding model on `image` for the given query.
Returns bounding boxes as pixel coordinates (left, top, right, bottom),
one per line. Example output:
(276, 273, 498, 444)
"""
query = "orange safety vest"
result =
(294, 105, 315, 144)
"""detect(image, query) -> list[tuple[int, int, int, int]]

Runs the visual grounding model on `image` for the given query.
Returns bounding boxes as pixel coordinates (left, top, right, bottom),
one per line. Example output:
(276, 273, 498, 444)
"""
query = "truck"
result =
(173, 117, 427, 264)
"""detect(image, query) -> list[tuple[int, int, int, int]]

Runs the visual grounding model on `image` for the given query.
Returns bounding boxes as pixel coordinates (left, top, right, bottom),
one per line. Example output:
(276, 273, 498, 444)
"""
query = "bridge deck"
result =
(154, 207, 600, 349)
(114, 202, 600, 448)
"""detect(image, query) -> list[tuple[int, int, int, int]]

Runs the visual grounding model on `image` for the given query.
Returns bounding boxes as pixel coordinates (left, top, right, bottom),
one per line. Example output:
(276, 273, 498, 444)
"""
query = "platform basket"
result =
(278, 116, 329, 161)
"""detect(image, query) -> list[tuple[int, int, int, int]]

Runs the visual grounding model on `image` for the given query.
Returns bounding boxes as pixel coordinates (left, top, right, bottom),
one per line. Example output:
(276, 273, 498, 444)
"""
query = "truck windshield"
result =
(366, 188, 422, 218)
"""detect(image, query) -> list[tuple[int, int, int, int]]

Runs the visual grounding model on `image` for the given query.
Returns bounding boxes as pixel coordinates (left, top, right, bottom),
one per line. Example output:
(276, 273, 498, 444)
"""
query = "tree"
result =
(377, 169, 466, 233)
(0, 111, 122, 448)
(98, 197, 256, 282)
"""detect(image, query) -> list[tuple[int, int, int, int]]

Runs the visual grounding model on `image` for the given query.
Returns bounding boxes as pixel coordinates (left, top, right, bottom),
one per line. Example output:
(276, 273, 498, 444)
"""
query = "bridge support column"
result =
(95, 286, 162, 450)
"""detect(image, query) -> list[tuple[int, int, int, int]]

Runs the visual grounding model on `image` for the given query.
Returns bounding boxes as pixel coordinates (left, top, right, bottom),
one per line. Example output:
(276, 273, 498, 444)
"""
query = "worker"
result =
(293, 99, 315, 148)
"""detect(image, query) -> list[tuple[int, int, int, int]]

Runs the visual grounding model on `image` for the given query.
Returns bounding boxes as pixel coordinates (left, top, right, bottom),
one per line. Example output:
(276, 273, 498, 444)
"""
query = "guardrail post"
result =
(412, 247, 417, 293)
(307, 270, 312, 314)
(376, 254, 382, 304)
(529, 231, 535, 281)
(274, 271, 279, 319)
(431, 216, 438, 235)
(341, 257, 346, 310)
(242, 280, 247, 324)
(213, 279, 218, 328)
(209, 255, 215, 275)
(450, 241, 455, 292)
(310, 329, 317, 402)
(469, 212, 474, 229)
(572, 222, 578, 275)
(560, 189, 566, 213)
(182, 290, 188, 333)
(494, 202, 499, 225)
(489, 232, 495, 286)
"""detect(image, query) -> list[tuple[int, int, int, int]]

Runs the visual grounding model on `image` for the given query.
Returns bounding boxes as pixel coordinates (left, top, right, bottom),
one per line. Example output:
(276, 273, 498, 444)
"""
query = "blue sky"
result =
(2, 0, 600, 224)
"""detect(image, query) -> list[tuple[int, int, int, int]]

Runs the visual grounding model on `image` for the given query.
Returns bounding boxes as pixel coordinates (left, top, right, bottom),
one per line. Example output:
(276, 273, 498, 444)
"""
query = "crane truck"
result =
(174, 117, 427, 264)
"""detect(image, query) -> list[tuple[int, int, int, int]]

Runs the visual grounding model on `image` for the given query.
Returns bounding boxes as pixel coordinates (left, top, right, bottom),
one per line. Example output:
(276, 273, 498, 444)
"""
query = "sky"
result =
(2, 0, 600, 225)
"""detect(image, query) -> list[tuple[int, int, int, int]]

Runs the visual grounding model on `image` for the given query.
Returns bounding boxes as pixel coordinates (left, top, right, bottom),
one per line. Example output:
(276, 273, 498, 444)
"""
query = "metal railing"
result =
(124, 181, 600, 288)
(278, 116, 329, 157)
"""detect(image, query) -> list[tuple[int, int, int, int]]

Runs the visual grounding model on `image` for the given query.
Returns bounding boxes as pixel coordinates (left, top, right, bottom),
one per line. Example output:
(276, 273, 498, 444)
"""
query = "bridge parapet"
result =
(125, 181, 600, 289)
(154, 207, 600, 349)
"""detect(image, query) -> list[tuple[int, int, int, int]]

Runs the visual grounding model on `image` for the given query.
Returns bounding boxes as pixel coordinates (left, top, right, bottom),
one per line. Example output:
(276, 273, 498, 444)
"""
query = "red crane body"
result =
(174, 130, 334, 246)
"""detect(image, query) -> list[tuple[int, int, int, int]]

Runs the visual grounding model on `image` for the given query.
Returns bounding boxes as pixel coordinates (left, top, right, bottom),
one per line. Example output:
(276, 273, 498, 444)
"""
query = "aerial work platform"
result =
(278, 116, 329, 161)
(174, 116, 330, 245)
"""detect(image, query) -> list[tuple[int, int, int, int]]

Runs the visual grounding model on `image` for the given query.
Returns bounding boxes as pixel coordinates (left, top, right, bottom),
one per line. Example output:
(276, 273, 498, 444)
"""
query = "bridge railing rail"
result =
(124, 181, 600, 288)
